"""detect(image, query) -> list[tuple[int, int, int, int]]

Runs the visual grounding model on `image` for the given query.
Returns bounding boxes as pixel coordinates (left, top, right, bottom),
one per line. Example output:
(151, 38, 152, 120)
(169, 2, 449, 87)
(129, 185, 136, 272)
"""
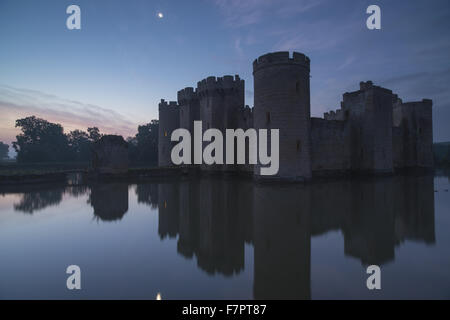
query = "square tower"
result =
(393, 99, 433, 169)
(342, 81, 394, 174)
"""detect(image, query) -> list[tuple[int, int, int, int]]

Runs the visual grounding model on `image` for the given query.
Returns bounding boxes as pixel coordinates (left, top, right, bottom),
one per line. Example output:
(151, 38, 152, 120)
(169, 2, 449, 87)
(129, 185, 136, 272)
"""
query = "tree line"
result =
(0, 116, 158, 165)
(0, 141, 8, 161)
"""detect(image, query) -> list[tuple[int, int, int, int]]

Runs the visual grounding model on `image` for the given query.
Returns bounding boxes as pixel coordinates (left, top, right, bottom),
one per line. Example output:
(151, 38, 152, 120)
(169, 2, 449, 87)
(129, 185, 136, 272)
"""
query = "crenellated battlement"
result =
(159, 99, 179, 110)
(253, 51, 310, 73)
(196, 75, 244, 95)
(177, 87, 198, 103)
(343, 81, 393, 101)
(402, 99, 432, 107)
(158, 99, 179, 112)
(359, 81, 373, 91)
(358, 80, 392, 95)
(324, 109, 344, 121)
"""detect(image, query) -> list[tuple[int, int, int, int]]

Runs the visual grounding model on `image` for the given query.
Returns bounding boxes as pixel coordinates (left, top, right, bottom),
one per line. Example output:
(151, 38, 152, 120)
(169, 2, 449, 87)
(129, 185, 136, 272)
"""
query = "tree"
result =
(68, 129, 91, 161)
(129, 120, 159, 164)
(87, 127, 102, 143)
(127, 136, 139, 163)
(13, 116, 71, 162)
(0, 142, 9, 160)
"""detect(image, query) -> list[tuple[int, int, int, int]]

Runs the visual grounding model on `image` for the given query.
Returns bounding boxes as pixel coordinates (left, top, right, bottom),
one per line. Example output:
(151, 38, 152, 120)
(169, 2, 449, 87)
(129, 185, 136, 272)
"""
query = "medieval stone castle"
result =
(158, 51, 433, 181)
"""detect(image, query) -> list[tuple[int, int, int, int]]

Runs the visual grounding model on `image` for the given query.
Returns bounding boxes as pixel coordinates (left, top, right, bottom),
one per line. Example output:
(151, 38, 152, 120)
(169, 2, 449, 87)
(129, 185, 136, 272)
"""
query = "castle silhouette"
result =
(158, 51, 433, 181)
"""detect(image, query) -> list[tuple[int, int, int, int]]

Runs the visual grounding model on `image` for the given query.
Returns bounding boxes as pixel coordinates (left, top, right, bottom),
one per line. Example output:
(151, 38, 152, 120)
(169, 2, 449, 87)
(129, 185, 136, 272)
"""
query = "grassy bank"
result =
(0, 161, 163, 185)
(0, 162, 90, 176)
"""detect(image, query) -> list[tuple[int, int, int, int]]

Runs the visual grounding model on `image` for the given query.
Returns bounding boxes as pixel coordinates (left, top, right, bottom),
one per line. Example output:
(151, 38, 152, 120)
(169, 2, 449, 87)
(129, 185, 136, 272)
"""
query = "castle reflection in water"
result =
(8, 174, 436, 299)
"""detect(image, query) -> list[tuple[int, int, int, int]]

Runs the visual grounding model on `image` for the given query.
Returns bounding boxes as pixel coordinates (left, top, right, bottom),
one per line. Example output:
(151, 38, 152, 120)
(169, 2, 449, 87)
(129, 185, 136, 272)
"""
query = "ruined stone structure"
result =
(92, 135, 128, 174)
(158, 52, 434, 180)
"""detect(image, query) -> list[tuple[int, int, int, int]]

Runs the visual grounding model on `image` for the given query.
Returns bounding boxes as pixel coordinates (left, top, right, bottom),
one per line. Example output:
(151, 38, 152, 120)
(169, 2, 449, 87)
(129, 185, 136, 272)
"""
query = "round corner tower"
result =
(177, 87, 200, 166)
(158, 99, 180, 167)
(197, 75, 245, 172)
(253, 51, 312, 181)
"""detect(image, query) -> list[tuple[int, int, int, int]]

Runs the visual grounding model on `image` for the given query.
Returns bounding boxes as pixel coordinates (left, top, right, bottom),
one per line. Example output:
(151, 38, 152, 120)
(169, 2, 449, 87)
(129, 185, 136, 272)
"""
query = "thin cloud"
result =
(337, 56, 356, 71)
(0, 84, 139, 147)
(212, 0, 323, 28)
(234, 37, 244, 57)
(276, 0, 324, 17)
(378, 69, 450, 103)
(273, 17, 359, 52)
(380, 72, 429, 87)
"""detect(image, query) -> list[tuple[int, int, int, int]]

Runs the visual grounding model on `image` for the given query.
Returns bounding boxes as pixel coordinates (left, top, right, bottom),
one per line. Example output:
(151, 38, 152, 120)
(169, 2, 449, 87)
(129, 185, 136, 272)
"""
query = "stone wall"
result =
(310, 118, 350, 174)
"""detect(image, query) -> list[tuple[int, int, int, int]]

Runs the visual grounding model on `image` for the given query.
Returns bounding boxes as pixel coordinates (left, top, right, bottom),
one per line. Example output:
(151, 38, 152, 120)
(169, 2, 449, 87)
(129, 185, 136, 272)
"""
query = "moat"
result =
(0, 173, 449, 299)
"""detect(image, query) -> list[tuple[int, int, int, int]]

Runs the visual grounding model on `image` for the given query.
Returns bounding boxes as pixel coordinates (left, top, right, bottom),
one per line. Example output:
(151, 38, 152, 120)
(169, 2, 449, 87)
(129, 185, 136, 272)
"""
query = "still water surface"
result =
(0, 174, 449, 299)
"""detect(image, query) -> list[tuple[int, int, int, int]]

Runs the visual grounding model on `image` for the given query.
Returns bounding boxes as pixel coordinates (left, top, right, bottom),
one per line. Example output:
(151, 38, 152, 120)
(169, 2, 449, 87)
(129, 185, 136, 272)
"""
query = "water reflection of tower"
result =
(394, 175, 435, 245)
(177, 179, 200, 258)
(310, 180, 352, 236)
(89, 183, 129, 222)
(136, 183, 159, 208)
(341, 175, 435, 265)
(158, 182, 180, 239)
(342, 179, 397, 265)
(195, 178, 249, 275)
(253, 184, 311, 299)
(159, 177, 252, 276)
